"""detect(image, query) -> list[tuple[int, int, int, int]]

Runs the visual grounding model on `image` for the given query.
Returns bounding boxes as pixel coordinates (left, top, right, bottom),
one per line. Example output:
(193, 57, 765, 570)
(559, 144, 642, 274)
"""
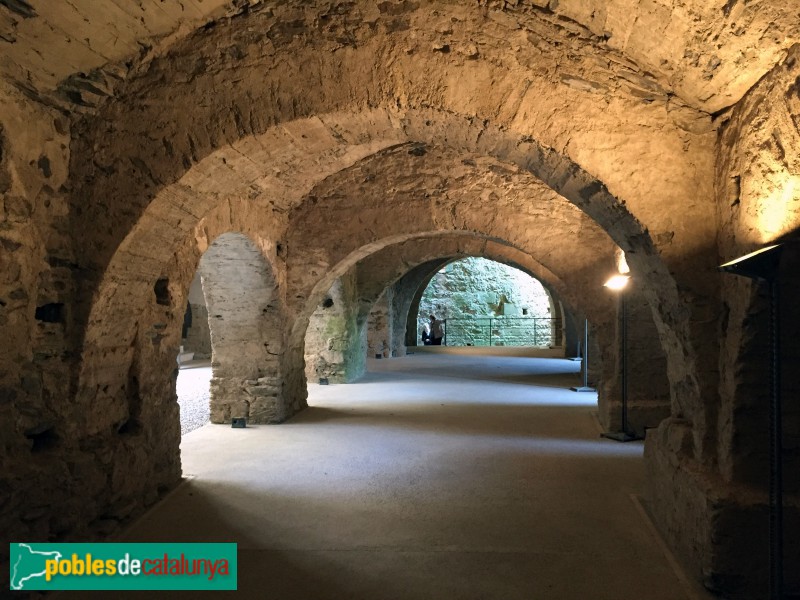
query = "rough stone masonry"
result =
(1, 1, 799, 597)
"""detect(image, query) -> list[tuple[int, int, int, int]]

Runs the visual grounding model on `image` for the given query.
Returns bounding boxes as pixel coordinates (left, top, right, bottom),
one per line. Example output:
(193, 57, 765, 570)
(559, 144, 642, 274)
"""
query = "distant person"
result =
(429, 314, 444, 345)
(421, 321, 432, 345)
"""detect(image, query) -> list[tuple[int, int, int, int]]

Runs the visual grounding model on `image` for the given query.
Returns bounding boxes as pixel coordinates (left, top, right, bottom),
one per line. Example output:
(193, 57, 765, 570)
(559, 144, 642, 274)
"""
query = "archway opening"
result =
(414, 257, 560, 350)
(175, 272, 212, 435)
(296, 237, 596, 416)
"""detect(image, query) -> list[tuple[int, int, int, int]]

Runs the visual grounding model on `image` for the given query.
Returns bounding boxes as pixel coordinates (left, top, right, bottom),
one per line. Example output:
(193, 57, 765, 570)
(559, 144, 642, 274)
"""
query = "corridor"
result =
(111, 354, 702, 599)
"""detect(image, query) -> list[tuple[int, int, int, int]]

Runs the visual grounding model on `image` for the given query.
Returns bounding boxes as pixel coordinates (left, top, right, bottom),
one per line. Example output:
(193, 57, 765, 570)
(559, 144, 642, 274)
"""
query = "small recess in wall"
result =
(35, 303, 64, 323)
(154, 278, 171, 306)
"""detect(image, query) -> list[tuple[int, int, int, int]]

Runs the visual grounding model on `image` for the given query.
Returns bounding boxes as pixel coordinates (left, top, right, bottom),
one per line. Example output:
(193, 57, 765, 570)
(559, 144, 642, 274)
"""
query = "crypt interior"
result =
(1, 0, 799, 598)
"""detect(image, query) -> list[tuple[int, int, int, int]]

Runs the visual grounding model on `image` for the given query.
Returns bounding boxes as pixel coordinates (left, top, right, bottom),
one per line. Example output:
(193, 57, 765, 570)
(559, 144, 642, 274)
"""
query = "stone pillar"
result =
(0, 82, 89, 563)
(304, 273, 366, 383)
(367, 289, 394, 358)
(390, 280, 414, 358)
(200, 233, 284, 424)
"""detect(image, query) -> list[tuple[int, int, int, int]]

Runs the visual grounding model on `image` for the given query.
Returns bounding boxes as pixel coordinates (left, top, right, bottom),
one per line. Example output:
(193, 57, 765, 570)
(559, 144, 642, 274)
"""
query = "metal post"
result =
(620, 291, 628, 432)
(718, 243, 784, 598)
(583, 319, 589, 386)
(601, 288, 637, 441)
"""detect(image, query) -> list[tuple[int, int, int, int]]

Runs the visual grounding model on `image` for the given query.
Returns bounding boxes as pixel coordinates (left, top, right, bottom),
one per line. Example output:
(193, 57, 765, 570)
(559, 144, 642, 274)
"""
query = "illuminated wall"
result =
(717, 47, 800, 253)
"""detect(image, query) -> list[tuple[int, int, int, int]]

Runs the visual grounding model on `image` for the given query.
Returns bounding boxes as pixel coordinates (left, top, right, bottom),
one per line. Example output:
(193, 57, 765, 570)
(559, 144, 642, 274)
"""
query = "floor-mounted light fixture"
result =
(720, 243, 784, 600)
(600, 273, 639, 442)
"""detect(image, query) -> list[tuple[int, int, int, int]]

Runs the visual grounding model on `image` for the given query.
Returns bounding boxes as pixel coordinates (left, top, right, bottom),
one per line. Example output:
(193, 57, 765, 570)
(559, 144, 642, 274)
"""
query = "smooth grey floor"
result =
(69, 353, 707, 599)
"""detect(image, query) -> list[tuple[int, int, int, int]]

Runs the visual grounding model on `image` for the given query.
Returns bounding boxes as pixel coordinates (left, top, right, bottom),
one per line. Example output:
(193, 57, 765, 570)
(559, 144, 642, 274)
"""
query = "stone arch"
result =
(77, 202, 285, 426)
(73, 122, 679, 497)
(303, 233, 592, 384)
(74, 220, 285, 531)
(282, 144, 622, 349)
(350, 239, 581, 356)
(73, 105, 687, 365)
(277, 141, 677, 432)
(65, 29, 708, 541)
(288, 226, 670, 435)
(370, 254, 574, 359)
(400, 255, 565, 349)
(73, 105, 696, 432)
(198, 232, 285, 424)
(286, 230, 591, 377)
(287, 227, 605, 348)
(69, 4, 712, 449)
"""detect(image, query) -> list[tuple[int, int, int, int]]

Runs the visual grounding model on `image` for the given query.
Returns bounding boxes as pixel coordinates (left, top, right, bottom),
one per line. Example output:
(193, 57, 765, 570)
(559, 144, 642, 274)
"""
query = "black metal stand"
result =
(601, 290, 639, 442)
(769, 278, 783, 600)
(571, 319, 596, 392)
(719, 244, 784, 600)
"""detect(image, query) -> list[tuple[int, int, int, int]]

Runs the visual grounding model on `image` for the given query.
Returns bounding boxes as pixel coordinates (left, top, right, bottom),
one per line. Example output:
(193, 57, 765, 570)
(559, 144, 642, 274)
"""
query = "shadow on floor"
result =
(358, 356, 583, 389)
(285, 404, 599, 436)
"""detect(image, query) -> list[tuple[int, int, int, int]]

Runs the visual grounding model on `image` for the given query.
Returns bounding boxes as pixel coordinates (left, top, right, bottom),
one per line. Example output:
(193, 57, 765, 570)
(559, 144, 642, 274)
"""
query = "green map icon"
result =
(10, 543, 62, 590)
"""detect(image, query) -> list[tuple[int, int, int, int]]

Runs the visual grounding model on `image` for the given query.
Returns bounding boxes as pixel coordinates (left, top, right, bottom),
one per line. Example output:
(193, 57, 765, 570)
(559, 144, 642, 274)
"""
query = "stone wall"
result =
(715, 45, 800, 491)
(0, 82, 91, 569)
(644, 46, 800, 598)
(417, 257, 555, 347)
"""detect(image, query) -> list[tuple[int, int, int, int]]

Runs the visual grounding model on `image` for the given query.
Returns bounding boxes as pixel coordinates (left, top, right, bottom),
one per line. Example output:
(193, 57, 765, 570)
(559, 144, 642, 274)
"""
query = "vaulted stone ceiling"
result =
(3, 3, 800, 596)
(1, 0, 798, 114)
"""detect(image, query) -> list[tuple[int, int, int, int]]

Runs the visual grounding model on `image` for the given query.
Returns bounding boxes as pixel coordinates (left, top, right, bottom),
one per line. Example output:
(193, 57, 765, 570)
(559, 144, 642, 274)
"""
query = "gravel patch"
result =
(176, 364, 212, 435)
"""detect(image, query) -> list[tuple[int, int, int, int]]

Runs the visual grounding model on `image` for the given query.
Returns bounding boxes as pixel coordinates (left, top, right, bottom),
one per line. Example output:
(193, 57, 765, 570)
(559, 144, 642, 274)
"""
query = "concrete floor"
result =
(75, 353, 708, 599)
